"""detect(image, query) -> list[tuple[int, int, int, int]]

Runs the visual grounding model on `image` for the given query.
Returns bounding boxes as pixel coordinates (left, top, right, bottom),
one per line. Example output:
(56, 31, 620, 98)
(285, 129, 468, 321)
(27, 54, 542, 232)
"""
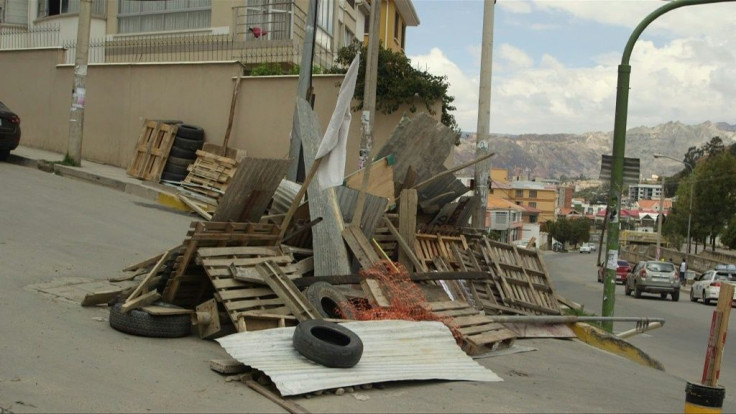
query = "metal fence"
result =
(0, 25, 60, 49)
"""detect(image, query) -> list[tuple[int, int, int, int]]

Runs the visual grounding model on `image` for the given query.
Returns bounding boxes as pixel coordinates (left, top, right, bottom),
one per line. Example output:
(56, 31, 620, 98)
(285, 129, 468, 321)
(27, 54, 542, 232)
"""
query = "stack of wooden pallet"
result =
(178, 150, 239, 210)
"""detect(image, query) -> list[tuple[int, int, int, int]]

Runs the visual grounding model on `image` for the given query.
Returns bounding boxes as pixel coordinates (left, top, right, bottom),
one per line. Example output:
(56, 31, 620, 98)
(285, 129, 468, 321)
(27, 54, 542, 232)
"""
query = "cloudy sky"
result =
(405, 0, 736, 135)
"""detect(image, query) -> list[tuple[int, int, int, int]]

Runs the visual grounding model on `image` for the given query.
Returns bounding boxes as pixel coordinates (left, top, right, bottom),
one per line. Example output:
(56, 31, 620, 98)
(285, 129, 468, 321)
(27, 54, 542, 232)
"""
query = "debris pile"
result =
(89, 106, 568, 402)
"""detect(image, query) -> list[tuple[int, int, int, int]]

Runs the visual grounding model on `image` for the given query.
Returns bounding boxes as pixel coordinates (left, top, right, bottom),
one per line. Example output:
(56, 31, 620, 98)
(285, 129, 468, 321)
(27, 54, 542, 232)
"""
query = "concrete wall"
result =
(0, 47, 439, 174)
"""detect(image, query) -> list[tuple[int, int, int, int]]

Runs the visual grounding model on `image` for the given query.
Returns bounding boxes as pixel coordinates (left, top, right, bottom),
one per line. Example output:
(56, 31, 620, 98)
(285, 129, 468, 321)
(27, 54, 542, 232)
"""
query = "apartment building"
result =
(628, 183, 663, 201)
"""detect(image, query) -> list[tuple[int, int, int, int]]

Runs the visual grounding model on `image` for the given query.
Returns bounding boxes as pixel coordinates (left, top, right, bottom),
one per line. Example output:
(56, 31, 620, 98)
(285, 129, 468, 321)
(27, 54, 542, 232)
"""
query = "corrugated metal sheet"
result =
(216, 320, 502, 396)
(599, 154, 641, 185)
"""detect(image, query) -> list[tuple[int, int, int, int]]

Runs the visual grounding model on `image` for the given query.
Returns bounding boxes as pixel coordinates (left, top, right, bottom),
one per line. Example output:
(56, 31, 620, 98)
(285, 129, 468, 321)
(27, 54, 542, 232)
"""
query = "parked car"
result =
(579, 243, 592, 254)
(552, 241, 564, 252)
(596, 260, 632, 284)
(0, 100, 21, 160)
(690, 269, 736, 305)
(625, 260, 680, 301)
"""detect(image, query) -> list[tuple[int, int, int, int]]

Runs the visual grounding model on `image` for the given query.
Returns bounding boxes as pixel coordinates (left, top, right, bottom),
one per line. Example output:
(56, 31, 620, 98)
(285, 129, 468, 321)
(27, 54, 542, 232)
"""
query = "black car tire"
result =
(292, 319, 363, 368)
(704, 297, 711, 305)
(163, 162, 189, 176)
(625, 284, 631, 296)
(634, 286, 642, 298)
(173, 136, 204, 152)
(161, 171, 187, 182)
(0, 150, 9, 161)
(672, 291, 680, 302)
(176, 124, 205, 141)
(109, 302, 191, 338)
(166, 156, 194, 168)
(660, 293, 668, 299)
(304, 282, 356, 319)
(690, 290, 697, 302)
(169, 146, 197, 160)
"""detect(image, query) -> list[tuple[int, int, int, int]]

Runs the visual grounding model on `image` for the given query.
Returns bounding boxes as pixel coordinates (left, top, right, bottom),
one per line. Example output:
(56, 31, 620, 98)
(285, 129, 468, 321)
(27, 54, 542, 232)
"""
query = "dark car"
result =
(597, 260, 632, 284)
(0, 101, 21, 160)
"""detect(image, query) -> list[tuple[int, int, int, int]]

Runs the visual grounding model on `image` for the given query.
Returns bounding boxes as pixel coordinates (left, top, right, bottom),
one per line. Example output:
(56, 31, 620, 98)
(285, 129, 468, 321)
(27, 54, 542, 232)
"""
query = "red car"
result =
(597, 260, 633, 284)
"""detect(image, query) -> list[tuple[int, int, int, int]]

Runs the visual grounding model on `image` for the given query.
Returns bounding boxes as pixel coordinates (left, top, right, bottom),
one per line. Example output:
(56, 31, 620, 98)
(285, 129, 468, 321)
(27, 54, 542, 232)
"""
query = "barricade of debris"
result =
(83, 100, 572, 408)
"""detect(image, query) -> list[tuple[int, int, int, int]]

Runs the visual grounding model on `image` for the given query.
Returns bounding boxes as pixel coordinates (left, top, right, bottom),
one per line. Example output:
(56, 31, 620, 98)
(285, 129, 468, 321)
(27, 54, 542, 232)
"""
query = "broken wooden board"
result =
(342, 225, 381, 269)
(196, 245, 292, 331)
(293, 98, 351, 277)
(181, 150, 238, 201)
(343, 155, 396, 207)
(210, 358, 249, 375)
(194, 298, 222, 339)
(256, 261, 322, 322)
(202, 143, 246, 162)
(335, 186, 389, 241)
(162, 221, 281, 306)
(212, 157, 290, 223)
(80, 287, 131, 307)
(126, 120, 178, 182)
(429, 301, 516, 355)
(398, 189, 418, 271)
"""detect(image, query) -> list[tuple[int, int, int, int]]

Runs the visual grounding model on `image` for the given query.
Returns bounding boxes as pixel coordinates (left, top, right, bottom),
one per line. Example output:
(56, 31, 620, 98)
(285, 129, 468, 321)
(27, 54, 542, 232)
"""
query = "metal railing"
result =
(0, 25, 60, 49)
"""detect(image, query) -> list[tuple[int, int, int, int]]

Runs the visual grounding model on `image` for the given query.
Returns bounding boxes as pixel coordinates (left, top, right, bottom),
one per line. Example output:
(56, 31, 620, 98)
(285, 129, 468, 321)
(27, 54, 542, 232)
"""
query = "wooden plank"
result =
(194, 298, 222, 339)
(257, 261, 322, 322)
(398, 189, 418, 271)
(139, 305, 194, 316)
(217, 287, 278, 301)
(703, 283, 734, 386)
(144, 123, 178, 182)
(80, 288, 128, 307)
(293, 98, 351, 276)
(178, 195, 212, 220)
(335, 186, 389, 241)
(383, 216, 427, 272)
(121, 290, 161, 313)
(122, 251, 165, 272)
(123, 247, 172, 308)
(198, 246, 282, 257)
(202, 255, 292, 267)
(127, 120, 159, 178)
(361, 278, 391, 307)
(210, 358, 249, 375)
(343, 156, 396, 205)
(245, 380, 311, 414)
(212, 157, 290, 223)
(342, 225, 381, 269)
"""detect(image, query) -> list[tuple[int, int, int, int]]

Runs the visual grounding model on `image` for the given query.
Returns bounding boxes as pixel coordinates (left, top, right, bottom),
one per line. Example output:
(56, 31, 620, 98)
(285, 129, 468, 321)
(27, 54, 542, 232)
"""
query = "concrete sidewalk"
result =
(8, 145, 192, 213)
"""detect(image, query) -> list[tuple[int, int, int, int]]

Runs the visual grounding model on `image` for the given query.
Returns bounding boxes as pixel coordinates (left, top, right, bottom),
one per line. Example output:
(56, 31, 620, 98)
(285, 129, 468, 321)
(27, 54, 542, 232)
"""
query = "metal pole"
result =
(481, 315, 665, 325)
(66, 0, 92, 166)
(358, 0, 381, 169)
(687, 178, 694, 254)
(601, 0, 730, 332)
(472, 0, 495, 229)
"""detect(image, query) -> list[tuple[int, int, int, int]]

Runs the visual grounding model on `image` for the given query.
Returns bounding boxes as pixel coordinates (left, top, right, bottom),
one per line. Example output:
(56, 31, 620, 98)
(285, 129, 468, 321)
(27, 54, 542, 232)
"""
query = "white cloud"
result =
(498, 44, 534, 70)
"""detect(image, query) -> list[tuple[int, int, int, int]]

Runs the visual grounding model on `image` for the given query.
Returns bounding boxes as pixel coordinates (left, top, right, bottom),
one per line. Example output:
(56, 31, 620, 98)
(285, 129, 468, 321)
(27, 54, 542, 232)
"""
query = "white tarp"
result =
(216, 319, 502, 396)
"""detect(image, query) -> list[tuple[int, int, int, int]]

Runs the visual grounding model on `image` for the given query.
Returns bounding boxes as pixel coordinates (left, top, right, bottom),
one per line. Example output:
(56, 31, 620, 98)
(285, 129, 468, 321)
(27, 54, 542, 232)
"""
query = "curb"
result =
(7, 154, 192, 213)
(569, 322, 665, 371)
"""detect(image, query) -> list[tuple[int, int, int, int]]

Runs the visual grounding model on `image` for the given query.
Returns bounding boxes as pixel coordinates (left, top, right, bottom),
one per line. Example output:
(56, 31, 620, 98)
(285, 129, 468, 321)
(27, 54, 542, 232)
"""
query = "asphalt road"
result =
(0, 162, 707, 413)
(545, 250, 736, 410)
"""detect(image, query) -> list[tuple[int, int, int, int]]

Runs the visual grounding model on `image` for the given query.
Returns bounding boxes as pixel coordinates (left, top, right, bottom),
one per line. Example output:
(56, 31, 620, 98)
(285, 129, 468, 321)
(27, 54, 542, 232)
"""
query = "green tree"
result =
(720, 218, 736, 250)
(334, 40, 458, 132)
(691, 151, 736, 251)
(569, 218, 591, 247)
(547, 217, 574, 248)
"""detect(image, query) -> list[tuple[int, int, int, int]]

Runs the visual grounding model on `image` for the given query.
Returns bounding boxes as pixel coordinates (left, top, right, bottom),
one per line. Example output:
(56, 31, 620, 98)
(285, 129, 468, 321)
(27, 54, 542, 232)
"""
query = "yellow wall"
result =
(364, 0, 406, 53)
(492, 185, 557, 223)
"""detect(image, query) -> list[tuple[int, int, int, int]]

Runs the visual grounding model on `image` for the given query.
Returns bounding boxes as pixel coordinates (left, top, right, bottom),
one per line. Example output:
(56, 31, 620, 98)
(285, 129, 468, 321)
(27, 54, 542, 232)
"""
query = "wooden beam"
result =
(412, 152, 494, 190)
(382, 216, 427, 272)
(398, 189, 418, 270)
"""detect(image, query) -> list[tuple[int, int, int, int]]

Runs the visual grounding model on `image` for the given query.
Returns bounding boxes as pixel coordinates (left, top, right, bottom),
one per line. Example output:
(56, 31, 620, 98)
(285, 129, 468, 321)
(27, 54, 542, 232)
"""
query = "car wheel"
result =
(625, 284, 631, 296)
(660, 293, 668, 299)
(634, 285, 642, 298)
(672, 291, 680, 302)
(292, 319, 363, 368)
(690, 289, 697, 302)
(704, 297, 711, 305)
(0, 149, 9, 161)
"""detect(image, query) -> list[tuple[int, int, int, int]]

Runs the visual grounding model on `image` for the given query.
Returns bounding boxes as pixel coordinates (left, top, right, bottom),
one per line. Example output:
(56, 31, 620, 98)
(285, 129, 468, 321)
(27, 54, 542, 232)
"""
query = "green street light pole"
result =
(602, 0, 732, 332)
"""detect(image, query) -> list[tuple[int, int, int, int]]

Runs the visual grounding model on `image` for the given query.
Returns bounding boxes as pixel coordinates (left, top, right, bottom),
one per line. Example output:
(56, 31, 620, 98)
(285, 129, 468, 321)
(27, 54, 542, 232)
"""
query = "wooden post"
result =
(702, 283, 733, 386)
(221, 75, 242, 156)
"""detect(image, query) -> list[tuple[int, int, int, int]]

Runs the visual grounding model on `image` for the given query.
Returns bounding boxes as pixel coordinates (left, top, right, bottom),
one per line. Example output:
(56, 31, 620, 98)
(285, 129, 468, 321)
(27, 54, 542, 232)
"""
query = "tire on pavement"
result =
(634, 286, 642, 298)
(304, 282, 356, 319)
(624, 284, 632, 296)
(175, 124, 205, 141)
(672, 291, 680, 302)
(161, 171, 187, 182)
(292, 319, 363, 368)
(109, 302, 191, 338)
(690, 289, 697, 302)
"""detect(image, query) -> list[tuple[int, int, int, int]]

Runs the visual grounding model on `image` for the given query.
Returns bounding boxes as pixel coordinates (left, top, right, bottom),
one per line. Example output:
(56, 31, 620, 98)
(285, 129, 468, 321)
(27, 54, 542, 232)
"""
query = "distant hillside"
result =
(454, 121, 736, 180)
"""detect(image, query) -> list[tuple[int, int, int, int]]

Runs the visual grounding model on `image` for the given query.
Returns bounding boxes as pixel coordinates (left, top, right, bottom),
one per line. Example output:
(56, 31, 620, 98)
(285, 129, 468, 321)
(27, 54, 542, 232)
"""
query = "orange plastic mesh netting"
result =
(340, 260, 461, 342)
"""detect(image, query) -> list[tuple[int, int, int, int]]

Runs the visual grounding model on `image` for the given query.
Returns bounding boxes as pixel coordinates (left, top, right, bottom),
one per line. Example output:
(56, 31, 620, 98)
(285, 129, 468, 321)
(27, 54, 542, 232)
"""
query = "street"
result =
(545, 250, 736, 410)
(0, 162, 707, 413)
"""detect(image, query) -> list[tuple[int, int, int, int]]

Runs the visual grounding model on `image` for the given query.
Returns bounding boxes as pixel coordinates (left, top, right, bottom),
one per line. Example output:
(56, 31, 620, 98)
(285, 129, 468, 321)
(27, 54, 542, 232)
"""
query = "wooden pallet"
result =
(430, 301, 516, 355)
(162, 221, 281, 305)
(414, 233, 469, 270)
(182, 150, 238, 201)
(127, 120, 178, 181)
(479, 238, 561, 315)
(197, 246, 296, 331)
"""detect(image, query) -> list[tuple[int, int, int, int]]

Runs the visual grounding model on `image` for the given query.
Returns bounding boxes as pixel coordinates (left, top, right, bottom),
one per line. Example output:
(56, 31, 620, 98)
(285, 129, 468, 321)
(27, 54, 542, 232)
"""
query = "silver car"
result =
(625, 261, 680, 301)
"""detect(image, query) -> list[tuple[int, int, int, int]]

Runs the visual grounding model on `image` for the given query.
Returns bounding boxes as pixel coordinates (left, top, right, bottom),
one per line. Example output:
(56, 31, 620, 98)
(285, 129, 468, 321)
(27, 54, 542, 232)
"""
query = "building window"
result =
(344, 27, 354, 47)
(38, 0, 107, 18)
(515, 189, 523, 197)
(529, 202, 537, 208)
(118, 0, 211, 34)
(529, 215, 538, 223)
(314, 0, 333, 49)
(529, 190, 537, 198)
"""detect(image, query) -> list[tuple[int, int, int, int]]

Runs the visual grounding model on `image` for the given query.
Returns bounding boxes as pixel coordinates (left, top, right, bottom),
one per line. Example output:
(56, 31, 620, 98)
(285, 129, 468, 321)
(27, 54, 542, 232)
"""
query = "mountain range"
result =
(454, 121, 736, 181)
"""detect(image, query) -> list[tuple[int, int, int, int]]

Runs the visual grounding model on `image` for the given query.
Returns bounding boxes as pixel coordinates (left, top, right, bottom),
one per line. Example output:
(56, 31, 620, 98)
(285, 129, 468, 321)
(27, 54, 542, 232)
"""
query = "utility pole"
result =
(656, 176, 665, 260)
(359, 0, 381, 169)
(66, 0, 92, 166)
(472, 0, 495, 229)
